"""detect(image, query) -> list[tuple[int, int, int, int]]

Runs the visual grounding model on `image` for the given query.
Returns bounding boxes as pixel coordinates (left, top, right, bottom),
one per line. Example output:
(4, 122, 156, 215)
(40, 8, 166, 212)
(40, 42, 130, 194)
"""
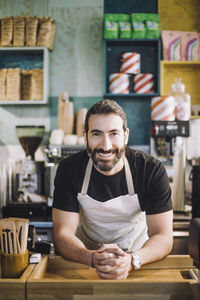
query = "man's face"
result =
(85, 113, 129, 175)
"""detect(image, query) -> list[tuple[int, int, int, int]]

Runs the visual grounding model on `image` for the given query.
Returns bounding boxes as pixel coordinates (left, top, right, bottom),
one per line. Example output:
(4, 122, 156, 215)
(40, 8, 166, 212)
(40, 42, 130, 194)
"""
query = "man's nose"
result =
(101, 134, 112, 151)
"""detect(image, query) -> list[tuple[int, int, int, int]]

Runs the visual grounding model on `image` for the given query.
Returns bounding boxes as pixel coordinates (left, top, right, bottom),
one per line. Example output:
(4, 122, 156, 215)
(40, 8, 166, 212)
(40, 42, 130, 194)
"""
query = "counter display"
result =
(0, 254, 199, 300)
(26, 255, 199, 300)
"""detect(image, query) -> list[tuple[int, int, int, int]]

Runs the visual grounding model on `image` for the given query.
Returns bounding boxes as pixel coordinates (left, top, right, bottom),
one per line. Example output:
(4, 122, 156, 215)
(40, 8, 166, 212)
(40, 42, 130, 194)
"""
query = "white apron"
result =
(76, 156, 148, 251)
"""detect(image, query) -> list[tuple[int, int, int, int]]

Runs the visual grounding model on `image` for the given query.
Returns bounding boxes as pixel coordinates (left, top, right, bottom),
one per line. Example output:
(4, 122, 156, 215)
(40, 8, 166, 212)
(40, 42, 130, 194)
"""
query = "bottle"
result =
(49, 243, 55, 259)
(170, 78, 191, 121)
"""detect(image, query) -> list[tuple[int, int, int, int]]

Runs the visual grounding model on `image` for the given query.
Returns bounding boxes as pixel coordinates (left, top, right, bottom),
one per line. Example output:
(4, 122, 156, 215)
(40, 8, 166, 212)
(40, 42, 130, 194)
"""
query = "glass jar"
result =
(170, 78, 191, 121)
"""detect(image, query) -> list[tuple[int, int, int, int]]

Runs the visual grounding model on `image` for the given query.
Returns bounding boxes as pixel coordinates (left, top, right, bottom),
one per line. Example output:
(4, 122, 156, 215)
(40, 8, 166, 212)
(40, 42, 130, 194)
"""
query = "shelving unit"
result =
(103, 0, 159, 145)
(104, 38, 161, 98)
(0, 47, 49, 105)
(161, 61, 200, 105)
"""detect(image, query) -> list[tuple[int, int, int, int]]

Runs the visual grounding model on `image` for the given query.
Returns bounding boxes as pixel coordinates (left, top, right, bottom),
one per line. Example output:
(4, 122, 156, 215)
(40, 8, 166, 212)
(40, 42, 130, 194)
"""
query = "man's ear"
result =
(125, 128, 129, 145)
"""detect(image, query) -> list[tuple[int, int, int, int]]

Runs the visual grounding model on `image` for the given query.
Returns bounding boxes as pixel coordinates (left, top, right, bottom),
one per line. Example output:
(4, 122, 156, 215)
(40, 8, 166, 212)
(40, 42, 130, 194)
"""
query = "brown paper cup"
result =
(1, 250, 28, 278)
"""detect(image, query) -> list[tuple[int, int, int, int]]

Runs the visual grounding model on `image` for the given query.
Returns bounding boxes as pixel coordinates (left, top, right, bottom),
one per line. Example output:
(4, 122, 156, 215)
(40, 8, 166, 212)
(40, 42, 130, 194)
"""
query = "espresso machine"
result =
(150, 120, 190, 212)
(14, 125, 45, 201)
(44, 144, 85, 206)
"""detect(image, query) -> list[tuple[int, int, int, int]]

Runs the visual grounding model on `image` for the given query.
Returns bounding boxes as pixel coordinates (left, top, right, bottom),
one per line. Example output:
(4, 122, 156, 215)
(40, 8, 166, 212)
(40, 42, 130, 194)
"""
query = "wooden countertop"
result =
(0, 254, 199, 300)
(26, 255, 200, 300)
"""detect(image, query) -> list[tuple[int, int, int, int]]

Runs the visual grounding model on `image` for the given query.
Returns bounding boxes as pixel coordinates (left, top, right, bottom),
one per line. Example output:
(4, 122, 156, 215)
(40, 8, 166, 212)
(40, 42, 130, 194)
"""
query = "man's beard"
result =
(87, 145, 126, 172)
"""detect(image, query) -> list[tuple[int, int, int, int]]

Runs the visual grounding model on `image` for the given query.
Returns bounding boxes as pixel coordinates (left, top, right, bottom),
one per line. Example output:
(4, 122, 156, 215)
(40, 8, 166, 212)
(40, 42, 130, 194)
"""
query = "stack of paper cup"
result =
(108, 73, 129, 94)
(151, 96, 176, 121)
(120, 52, 140, 74)
(133, 73, 154, 94)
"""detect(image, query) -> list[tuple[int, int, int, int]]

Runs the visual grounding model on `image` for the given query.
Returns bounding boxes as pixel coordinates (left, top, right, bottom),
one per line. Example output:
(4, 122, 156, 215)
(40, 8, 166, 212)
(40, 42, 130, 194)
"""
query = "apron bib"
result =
(76, 156, 148, 251)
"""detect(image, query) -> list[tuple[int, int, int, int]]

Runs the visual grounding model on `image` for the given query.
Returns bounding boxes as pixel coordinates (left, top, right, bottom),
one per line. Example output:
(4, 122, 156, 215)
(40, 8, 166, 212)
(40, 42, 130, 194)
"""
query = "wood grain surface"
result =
(158, 0, 200, 31)
(0, 263, 35, 300)
(26, 255, 199, 300)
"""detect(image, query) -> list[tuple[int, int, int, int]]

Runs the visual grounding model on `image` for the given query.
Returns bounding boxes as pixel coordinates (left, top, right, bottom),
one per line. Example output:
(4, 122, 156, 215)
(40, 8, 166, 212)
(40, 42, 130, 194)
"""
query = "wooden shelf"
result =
(191, 115, 200, 119)
(0, 100, 48, 105)
(104, 92, 159, 98)
(161, 60, 200, 105)
(0, 47, 49, 105)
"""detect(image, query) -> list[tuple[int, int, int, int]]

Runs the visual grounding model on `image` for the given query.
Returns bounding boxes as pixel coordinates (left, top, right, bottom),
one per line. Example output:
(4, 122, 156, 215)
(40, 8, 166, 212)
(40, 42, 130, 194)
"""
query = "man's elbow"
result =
(52, 226, 64, 250)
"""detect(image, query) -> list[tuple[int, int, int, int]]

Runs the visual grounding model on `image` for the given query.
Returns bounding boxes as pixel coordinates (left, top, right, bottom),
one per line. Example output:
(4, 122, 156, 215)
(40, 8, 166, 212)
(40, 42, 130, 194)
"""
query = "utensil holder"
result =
(1, 250, 28, 278)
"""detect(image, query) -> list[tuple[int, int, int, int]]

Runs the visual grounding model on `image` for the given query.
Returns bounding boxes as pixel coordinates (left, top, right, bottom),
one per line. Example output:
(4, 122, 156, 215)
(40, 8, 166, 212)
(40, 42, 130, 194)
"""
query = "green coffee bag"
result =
(145, 14, 160, 39)
(118, 14, 131, 39)
(104, 14, 119, 39)
(131, 13, 146, 39)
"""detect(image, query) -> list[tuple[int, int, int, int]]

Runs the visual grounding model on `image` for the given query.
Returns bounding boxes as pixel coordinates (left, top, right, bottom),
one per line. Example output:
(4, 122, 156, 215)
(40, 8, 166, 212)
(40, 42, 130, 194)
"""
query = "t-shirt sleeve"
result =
(52, 159, 80, 212)
(144, 158, 172, 215)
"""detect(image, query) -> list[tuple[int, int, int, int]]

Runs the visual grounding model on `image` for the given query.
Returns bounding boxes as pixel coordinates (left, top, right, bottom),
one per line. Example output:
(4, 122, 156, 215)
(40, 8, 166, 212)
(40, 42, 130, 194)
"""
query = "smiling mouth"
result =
(96, 150, 117, 160)
(98, 152, 113, 158)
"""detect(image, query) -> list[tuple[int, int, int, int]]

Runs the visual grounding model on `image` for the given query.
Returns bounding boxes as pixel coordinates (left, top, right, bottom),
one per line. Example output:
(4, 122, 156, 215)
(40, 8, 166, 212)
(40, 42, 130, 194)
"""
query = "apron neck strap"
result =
(81, 155, 135, 196)
(123, 155, 135, 195)
(81, 158, 93, 195)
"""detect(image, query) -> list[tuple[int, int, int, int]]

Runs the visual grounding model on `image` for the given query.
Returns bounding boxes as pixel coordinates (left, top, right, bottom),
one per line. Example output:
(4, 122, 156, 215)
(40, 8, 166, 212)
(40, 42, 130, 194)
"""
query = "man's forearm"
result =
(135, 234, 173, 266)
(53, 231, 93, 266)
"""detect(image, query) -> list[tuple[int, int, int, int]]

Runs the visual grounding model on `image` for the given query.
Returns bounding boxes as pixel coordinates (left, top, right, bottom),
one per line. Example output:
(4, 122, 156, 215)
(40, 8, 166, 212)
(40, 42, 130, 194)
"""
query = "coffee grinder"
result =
(14, 125, 45, 201)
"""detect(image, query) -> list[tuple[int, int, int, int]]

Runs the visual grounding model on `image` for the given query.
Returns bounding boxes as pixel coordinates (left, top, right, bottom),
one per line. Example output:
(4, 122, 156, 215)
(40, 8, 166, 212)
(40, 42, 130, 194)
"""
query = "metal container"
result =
(44, 163, 58, 198)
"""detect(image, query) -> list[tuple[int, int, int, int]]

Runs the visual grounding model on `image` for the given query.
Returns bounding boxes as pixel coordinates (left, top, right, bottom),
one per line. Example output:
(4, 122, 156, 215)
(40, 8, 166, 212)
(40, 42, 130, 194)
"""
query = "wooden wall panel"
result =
(158, 0, 200, 31)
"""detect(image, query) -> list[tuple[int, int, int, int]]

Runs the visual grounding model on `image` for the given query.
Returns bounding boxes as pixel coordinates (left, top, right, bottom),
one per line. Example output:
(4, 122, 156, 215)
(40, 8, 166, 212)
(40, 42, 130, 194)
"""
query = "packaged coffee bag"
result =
(131, 13, 146, 39)
(104, 14, 119, 39)
(118, 14, 131, 39)
(6, 68, 21, 100)
(13, 16, 25, 46)
(25, 16, 38, 46)
(1, 17, 13, 46)
(48, 20, 56, 51)
(31, 69, 43, 100)
(21, 70, 32, 100)
(0, 69, 7, 100)
(180, 31, 199, 61)
(37, 17, 56, 50)
(145, 14, 160, 39)
(161, 30, 181, 61)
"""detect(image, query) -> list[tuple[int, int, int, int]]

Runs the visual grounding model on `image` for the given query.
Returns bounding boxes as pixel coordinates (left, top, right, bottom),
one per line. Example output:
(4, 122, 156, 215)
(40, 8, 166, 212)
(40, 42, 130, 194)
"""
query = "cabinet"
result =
(0, 47, 49, 105)
(104, 38, 161, 97)
(161, 61, 200, 105)
(103, 0, 160, 99)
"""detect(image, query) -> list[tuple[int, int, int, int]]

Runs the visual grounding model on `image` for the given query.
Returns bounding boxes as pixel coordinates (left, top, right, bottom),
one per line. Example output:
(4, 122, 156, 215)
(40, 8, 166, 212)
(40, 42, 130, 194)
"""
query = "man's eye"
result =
(92, 132, 101, 136)
(111, 132, 119, 136)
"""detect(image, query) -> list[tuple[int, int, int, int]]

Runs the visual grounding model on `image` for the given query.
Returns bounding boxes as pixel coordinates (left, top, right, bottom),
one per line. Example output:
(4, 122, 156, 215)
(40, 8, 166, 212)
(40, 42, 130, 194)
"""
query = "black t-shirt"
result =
(53, 147, 172, 215)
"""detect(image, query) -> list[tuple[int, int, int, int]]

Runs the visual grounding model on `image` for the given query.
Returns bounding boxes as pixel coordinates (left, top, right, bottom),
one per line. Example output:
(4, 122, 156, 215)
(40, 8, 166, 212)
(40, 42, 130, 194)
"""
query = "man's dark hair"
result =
(84, 99, 127, 133)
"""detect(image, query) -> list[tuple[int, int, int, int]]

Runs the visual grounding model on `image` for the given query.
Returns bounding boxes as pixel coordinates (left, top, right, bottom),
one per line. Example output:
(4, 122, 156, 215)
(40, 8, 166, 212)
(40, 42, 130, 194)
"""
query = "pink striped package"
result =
(151, 96, 175, 121)
(161, 30, 181, 61)
(133, 73, 154, 94)
(108, 73, 129, 94)
(120, 52, 140, 74)
(180, 31, 199, 61)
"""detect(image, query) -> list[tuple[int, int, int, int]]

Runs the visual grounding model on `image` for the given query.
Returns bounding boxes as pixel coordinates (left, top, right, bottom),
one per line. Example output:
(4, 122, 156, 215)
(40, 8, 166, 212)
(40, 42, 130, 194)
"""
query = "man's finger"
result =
(97, 244, 125, 256)
(97, 243, 118, 252)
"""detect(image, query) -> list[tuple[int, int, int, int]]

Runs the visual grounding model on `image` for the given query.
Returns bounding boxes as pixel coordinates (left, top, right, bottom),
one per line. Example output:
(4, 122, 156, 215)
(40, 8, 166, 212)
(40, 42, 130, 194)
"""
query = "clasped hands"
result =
(92, 243, 132, 280)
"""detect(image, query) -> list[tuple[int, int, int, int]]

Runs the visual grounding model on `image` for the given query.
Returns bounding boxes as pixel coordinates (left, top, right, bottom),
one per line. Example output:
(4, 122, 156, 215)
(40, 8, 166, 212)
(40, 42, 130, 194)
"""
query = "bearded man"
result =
(52, 99, 173, 280)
